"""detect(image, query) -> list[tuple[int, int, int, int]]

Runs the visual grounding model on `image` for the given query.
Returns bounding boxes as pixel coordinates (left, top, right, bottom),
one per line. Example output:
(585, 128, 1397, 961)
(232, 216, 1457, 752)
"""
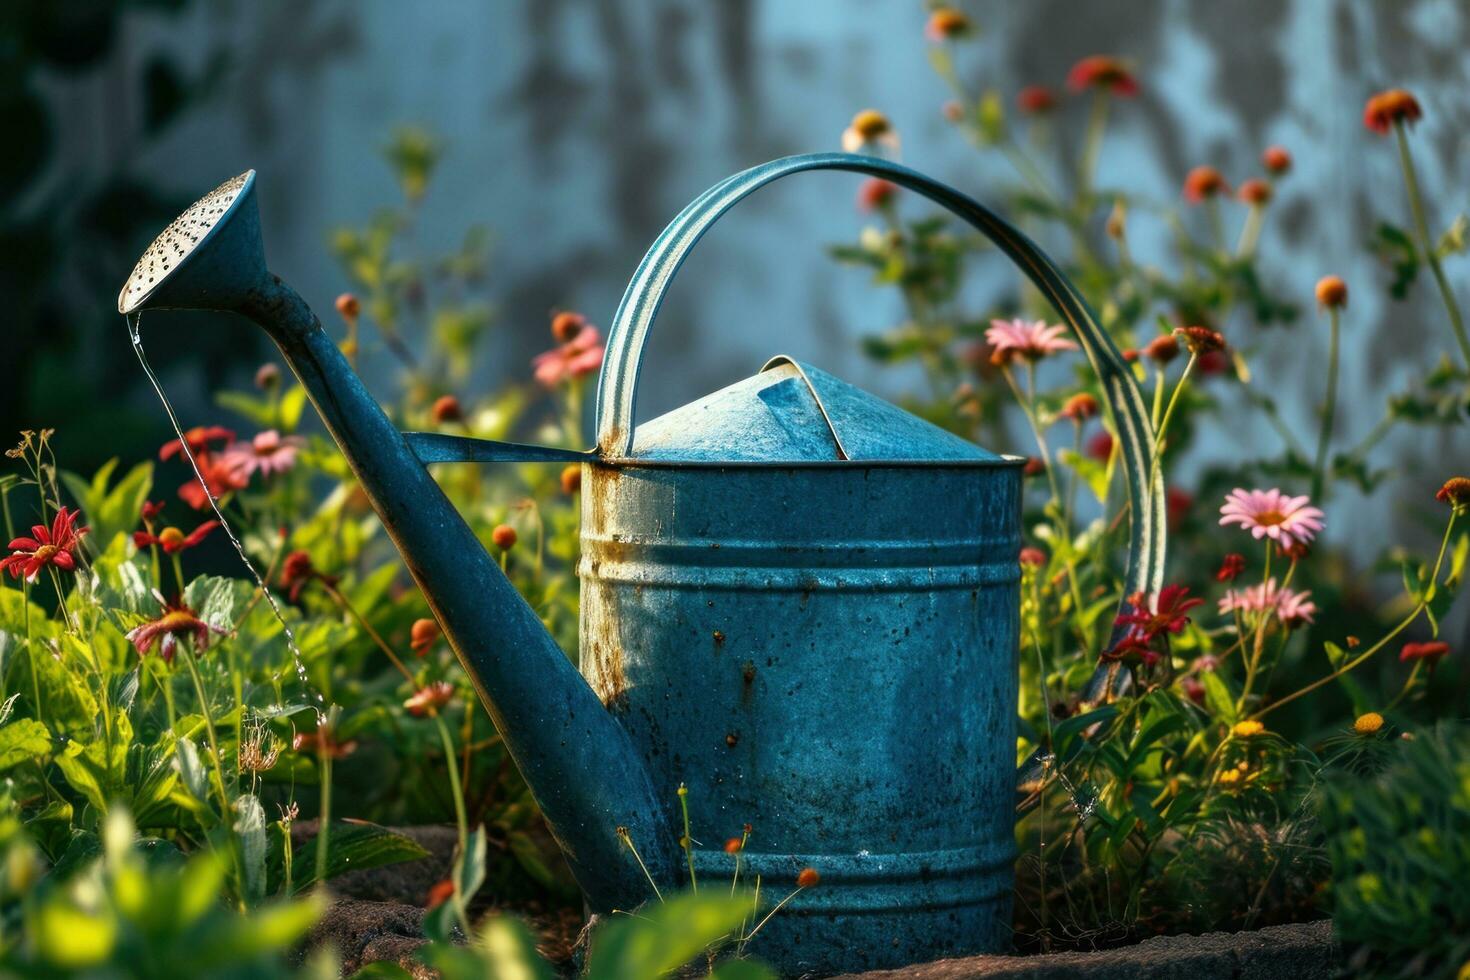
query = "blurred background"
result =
(5, 0, 1469, 552)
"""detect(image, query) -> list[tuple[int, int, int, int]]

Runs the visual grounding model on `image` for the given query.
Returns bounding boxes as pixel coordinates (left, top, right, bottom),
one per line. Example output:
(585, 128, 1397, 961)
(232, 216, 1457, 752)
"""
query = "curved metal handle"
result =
(593, 151, 1165, 602)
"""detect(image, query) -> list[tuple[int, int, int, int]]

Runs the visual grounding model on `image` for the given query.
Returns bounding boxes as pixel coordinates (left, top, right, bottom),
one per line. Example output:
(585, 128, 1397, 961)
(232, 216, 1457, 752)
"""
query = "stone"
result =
(837, 921, 1336, 980)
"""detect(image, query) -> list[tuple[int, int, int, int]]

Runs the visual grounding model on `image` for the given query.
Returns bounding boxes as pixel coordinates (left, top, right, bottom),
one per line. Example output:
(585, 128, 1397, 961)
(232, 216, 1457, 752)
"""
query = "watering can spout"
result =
(118, 172, 676, 913)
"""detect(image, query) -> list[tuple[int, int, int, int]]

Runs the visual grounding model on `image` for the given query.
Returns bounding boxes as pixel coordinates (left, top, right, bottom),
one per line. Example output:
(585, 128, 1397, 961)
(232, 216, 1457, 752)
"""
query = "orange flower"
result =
(796, 867, 821, 889)
(335, 293, 361, 321)
(1363, 89, 1422, 135)
(1315, 275, 1348, 310)
(1060, 392, 1099, 421)
(1237, 179, 1272, 206)
(841, 109, 899, 154)
(1183, 166, 1229, 204)
(1018, 547, 1047, 568)
(1066, 56, 1138, 96)
(551, 311, 586, 344)
(560, 464, 582, 495)
(410, 618, 441, 657)
(924, 7, 971, 41)
(491, 524, 517, 550)
(431, 395, 462, 424)
(159, 425, 234, 462)
(279, 549, 337, 602)
(425, 878, 455, 910)
(1400, 641, 1449, 667)
(1262, 146, 1292, 175)
(293, 728, 358, 759)
(723, 837, 743, 854)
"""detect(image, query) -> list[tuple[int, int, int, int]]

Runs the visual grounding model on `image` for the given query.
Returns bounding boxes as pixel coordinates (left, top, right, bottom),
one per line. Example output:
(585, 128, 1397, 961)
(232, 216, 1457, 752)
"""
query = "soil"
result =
(300, 824, 1338, 979)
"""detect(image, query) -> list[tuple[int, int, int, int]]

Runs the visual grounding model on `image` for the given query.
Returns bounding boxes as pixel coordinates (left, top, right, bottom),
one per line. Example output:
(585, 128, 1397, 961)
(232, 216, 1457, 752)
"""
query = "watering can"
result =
(119, 153, 1163, 976)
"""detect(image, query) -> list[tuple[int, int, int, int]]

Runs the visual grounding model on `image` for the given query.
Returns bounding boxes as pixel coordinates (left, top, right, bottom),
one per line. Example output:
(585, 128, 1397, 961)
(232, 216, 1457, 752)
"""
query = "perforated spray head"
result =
(118, 170, 267, 315)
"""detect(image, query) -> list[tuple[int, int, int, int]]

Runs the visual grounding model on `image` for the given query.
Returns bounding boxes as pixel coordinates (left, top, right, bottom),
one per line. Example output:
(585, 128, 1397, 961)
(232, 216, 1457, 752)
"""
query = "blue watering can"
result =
(120, 154, 1163, 976)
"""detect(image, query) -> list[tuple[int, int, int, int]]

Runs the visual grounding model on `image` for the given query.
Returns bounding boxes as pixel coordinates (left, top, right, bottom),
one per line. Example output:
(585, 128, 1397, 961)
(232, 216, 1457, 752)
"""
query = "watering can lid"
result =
(624, 357, 1013, 464)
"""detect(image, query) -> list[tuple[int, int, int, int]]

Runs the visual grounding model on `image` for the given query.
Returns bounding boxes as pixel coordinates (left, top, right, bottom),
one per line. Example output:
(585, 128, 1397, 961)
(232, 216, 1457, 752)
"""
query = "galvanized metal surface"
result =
(580, 458, 1022, 975)
(120, 153, 1165, 978)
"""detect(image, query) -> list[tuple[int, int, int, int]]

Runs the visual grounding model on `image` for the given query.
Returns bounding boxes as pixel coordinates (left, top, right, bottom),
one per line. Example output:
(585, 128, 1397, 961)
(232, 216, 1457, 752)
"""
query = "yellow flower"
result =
(1232, 720, 1265, 738)
(1354, 712, 1384, 735)
(1217, 769, 1242, 786)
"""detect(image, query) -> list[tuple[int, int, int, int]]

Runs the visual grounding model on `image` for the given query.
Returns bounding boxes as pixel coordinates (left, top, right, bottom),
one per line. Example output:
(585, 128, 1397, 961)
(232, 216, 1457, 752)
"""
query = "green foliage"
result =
(1323, 723, 1470, 978)
(0, 807, 328, 978)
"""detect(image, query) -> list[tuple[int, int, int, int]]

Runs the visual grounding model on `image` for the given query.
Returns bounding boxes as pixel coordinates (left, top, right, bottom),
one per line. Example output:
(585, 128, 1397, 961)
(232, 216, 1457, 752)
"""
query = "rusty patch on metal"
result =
(586, 638, 629, 711)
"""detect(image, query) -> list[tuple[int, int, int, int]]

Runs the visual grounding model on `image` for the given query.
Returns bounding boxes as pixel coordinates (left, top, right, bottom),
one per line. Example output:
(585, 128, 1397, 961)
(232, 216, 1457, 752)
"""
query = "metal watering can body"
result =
(119, 154, 1164, 977)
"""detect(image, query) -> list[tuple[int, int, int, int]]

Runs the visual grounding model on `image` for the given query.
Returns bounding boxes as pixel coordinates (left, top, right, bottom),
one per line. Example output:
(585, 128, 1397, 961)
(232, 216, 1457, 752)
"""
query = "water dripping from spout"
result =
(128, 312, 325, 723)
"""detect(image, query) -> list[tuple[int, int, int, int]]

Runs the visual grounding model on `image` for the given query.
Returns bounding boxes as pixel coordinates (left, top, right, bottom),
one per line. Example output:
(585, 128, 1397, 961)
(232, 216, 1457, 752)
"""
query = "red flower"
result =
(125, 594, 226, 664)
(1017, 86, 1057, 114)
(1019, 547, 1047, 568)
(177, 454, 249, 512)
(2, 507, 88, 582)
(1173, 326, 1226, 355)
(1143, 335, 1180, 364)
(1022, 456, 1046, 477)
(1196, 350, 1230, 376)
(1400, 641, 1449, 667)
(279, 549, 336, 602)
(1216, 553, 1246, 582)
(335, 293, 361, 321)
(1436, 477, 1470, 510)
(141, 500, 166, 522)
(1183, 166, 1229, 203)
(1101, 633, 1160, 668)
(1115, 585, 1204, 641)
(1262, 146, 1292, 175)
(796, 867, 821, 889)
(133, 521, 219, 554)
(293, 728, 357, 759)
(857, 179, 899, 212)
(1166, 488, 1193, 529)
(405, 680, 455, 717)
(491, 524, 518, 550)
(1086, 431, 1114, 462)
(159, 426, 234, 462)
(1237, 179, 1272, 206)
(1363, 89, 1422, 135)
(1180, 676, 1205, 705)
(1066, 56, 1138, 96)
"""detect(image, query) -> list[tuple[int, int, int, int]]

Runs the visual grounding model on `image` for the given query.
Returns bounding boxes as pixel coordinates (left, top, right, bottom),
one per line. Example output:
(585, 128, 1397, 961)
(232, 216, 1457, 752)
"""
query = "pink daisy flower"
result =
(1218, 578, 1317, 628)
(1218, 488, 1324, 550)
(533, 325, 605, 387)
(984, 319, 1078, 364)
(223, 430, 305, 479)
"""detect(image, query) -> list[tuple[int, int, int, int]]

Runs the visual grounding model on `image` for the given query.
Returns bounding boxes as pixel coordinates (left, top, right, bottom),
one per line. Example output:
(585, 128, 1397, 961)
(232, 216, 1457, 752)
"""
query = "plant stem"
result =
(434, 712, 469, 856)
(1396, 121, 1470, 370)
(1149, 353, 1197, 489)
(182, 649, 233, 819)
(1256, 510, 1458, 719)
(1311, 308, 1341, 500)
(1078, 91, 1109, 203)
(322, 581, 416, 686)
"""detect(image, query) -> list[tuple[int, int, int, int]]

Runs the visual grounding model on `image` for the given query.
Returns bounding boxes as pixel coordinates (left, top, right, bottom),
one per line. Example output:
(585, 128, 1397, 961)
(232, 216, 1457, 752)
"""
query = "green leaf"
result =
(1051, 705, 1118, 755)
(709, 959, 779, 980)
(1436, 213, 1469, 258)
(1201, 671, 1236, 724)
(587, 891, 756, 979)
(235, 794, 269, 904)
(0, 718, 51, 770)
(60, 459, 154, 553)
(215, 391, 278, 429)
(1369, 221, 1420, 299)
(286, 821, 429, 895)
(475, 916, 555, 979)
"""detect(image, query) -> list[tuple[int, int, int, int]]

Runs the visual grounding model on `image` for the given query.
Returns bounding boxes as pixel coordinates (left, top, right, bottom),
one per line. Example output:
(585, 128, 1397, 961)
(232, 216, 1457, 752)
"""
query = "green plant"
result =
(1322, 722, 1470, 979)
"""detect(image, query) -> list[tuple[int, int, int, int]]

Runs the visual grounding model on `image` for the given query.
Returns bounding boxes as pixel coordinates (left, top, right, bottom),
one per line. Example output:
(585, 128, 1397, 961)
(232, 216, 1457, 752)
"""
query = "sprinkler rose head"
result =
(118, 170, 266, 316)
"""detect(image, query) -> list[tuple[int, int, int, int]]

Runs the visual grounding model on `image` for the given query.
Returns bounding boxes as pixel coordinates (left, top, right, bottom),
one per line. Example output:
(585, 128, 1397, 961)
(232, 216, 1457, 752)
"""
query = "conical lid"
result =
(626, 357, 1007, 464)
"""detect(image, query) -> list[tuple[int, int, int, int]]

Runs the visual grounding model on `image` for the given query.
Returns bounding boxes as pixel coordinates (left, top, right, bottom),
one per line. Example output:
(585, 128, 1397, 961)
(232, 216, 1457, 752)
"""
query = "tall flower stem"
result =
(1256, 509, 1458, 719)
(321, 581, 416, 686)
(1395, 121, 1470, 370)
(1078, 91, 1109, 204)
(1150, 353, 1197, 489)
(1311, 307, 1341, 500)
(433, 711, 470, 860)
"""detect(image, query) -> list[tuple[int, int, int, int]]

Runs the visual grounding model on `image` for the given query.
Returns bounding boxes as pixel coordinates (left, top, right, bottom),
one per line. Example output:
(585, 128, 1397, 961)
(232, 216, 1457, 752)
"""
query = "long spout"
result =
(120, 173, 675, 912)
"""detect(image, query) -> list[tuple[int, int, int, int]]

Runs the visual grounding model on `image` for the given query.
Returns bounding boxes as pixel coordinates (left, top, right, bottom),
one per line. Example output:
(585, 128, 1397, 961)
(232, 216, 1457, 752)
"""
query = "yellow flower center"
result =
(1254, 510, 1286, 527)
(32, 544, 58, 562)
(1232, 720, 1265, 738)
(851, 110, 890, 139)
(158, 611, 197, 633)
(159, 527, 185, 548)
(1354, 712, 1384, 735)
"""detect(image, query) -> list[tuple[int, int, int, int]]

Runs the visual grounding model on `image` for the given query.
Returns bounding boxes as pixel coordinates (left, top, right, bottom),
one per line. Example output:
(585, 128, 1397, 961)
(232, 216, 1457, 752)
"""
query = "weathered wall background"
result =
(25, 0, 1470, 551)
